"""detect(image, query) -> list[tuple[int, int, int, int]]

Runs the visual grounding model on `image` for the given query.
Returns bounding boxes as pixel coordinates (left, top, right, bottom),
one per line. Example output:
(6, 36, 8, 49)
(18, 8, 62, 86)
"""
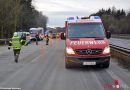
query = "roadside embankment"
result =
(110, 44, 130, 67)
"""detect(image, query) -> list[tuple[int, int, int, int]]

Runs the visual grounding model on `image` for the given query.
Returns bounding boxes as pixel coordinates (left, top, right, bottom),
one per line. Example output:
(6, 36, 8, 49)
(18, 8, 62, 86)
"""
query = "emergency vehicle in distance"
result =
(29, 27, 44, 40)
(61, 16, 111, 69)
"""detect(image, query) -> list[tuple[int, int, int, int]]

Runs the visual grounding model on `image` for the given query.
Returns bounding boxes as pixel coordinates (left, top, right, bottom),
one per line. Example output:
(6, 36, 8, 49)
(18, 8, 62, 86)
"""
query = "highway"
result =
(0, 40, 130, 90)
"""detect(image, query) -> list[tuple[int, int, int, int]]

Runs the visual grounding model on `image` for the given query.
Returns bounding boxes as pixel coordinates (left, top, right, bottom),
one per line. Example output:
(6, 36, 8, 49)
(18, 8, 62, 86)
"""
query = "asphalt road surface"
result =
(0, 40, 130, 90)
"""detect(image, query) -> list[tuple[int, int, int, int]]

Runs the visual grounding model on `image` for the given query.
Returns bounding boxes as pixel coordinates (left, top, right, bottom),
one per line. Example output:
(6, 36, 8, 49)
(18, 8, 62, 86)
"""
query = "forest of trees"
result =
(91, 7, 130, 34)
(0, 0, 48, 39)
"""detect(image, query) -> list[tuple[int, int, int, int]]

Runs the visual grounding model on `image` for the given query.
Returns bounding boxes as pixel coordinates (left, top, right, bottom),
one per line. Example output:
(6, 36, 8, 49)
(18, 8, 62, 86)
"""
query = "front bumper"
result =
(66, 56, 110, 66)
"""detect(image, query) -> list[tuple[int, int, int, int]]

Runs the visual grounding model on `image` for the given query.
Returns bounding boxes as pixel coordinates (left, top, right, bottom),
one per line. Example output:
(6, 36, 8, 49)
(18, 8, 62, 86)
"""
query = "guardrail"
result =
(0, 39, 10, 45)
(110, 44, 130, 62)
(112, 34, 130, 39)
(110, 44, 130, 54)
(110, 43, 130, 71)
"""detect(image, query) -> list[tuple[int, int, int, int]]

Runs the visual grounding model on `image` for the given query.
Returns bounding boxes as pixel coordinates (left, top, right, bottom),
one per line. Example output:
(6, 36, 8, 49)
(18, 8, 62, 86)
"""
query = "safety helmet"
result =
(13, 32, 18, 37)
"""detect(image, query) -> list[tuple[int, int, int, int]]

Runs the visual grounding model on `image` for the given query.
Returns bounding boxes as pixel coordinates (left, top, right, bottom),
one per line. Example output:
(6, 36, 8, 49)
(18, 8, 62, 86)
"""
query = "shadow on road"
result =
(66, 66, 107, 72)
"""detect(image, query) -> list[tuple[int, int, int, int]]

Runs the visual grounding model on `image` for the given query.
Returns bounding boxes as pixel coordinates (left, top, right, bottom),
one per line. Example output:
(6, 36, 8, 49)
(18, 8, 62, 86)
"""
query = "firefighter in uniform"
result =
(25, 34, 31, 46)
(8, 32, 24, 63)
(35, 33, 39, 45)
(45, 30, 50, 45)
(45, 34, 49, 45)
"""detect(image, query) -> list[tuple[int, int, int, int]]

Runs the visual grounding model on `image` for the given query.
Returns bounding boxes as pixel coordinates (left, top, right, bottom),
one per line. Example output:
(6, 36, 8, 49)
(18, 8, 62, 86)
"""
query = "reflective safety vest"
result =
(9, 36, 23, 49)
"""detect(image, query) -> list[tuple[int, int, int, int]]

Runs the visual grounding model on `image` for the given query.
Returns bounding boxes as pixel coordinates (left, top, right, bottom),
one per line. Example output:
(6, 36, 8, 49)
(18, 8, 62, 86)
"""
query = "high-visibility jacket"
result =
(9, 36, 23, 50)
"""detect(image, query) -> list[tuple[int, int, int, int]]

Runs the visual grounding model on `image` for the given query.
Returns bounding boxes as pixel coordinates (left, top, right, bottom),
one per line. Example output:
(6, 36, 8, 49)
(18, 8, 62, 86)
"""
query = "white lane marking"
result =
(31, 55, 41, 63)
(91, 72, 105, 90)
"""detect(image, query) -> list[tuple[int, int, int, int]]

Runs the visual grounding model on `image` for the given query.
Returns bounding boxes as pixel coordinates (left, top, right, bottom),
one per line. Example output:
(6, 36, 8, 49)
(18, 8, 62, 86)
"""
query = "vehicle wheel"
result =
(65, 62, 72, 69)
(65, 59, 72, 69)
(103, 63, 109, 68)
(102, 61, 110, 68)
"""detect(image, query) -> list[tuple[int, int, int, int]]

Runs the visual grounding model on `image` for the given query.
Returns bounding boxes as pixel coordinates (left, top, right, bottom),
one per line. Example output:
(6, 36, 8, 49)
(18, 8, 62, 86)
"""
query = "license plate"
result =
(83, 62, 96, 65)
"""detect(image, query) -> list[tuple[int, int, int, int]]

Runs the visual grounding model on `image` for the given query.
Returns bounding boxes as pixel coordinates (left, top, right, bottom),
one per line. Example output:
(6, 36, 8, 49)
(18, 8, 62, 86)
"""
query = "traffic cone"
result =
(39, 46, 44, 56)
(50, 38, 53, 48)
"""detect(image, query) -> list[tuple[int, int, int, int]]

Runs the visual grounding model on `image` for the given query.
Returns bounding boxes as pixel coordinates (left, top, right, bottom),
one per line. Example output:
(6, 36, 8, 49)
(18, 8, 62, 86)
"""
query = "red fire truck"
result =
(61, 16, 111, 69)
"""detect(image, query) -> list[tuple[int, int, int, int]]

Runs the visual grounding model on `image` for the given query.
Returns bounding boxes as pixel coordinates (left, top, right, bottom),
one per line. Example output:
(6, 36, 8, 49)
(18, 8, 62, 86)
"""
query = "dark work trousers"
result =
(36, 38, 38, 45)
(13, 49, 21, 56)
(46, 37, 49, 45)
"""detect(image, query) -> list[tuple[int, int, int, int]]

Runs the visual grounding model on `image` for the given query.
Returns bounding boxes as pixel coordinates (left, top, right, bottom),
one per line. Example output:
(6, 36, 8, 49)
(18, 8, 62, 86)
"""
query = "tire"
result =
(65, 62, 72, 69)
(103, 63, 110, 68)
(102, 60, 110, 68)
(65, 58, 72, 69)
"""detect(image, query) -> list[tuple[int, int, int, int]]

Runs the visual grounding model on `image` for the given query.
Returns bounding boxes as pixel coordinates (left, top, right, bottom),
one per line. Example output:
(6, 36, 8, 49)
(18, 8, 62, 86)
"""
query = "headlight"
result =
(66, 47, 75, 55)
(103, 46, 110, 54)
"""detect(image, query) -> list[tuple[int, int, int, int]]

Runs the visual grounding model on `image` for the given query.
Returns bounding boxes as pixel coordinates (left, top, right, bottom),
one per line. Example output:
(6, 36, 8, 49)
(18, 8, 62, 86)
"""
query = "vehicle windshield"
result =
(30, 30, 40, 34)
(68, 23, 105, 38)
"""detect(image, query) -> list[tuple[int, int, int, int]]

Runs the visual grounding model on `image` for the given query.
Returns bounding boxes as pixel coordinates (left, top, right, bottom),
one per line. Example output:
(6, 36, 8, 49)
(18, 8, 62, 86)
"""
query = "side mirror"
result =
(61, 33, 66, 40)
(106, 31, 111, 39)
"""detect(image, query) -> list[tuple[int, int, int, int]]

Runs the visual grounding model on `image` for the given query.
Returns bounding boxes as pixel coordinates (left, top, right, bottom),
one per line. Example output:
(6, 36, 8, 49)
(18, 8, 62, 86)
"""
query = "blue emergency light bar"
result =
(93, 16, 100, 19)
(67, 16, 101, 22)
(90, 16, 101, 20)
(67, 17, 75, 20)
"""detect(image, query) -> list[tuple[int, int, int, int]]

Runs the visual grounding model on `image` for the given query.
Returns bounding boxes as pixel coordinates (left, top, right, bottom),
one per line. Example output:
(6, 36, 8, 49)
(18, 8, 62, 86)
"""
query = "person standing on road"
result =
(46, 34, 49, 45)
(8, 32, 24, 63)
(21, 33, 26, 45)
(25, 34, 31, 46)
(35, 33, 39, 45)
(45, 30, 50, 45)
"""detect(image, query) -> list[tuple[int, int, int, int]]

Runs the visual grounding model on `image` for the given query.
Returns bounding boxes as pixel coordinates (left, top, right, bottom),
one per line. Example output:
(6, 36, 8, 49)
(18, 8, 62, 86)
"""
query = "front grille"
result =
(75, 49, 102, 55)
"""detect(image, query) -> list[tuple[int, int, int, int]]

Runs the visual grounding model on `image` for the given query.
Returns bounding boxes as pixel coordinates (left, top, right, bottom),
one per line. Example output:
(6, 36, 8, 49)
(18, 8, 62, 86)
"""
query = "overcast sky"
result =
(32, 0, 130, 28)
